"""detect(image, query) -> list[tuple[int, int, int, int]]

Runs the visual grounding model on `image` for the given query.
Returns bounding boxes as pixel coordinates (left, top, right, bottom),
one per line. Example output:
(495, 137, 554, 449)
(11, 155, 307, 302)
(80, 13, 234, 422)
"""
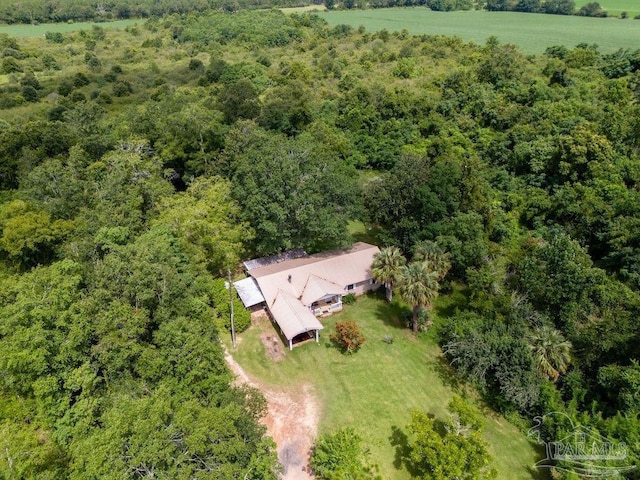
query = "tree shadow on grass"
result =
(374, 297, 410, 330)
(389, 425, 413, 474)
(428, 354, 463, 393)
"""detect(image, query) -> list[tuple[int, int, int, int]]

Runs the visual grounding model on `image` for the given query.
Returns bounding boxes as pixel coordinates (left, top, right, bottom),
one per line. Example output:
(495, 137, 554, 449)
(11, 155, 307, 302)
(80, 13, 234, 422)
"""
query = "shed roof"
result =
(243, 248, 307, 271)
(270, 290, 324, 341)
(233, 277, 265, 308)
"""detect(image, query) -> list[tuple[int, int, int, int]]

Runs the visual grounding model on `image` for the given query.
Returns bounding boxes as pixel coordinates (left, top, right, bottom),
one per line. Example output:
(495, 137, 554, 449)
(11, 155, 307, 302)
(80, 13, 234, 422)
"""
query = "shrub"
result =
(211, 278, 251, 334)
(1, 57, 22, 74)
(189, 58, 204, 71)
(343, 293, 356, 305)
(311, 428, 378, 479)
(330, 321, 366, 353)
(112, 81, 132, 97)
(45, 31, 64, 43)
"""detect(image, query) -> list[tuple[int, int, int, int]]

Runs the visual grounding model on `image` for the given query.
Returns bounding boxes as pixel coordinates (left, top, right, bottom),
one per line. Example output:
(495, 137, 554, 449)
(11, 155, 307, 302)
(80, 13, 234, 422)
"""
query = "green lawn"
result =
(231, 292, 545, 479)
(315, 8, 640, 53)
(575, 0, 640, 17)
(0, 18, 141, 37)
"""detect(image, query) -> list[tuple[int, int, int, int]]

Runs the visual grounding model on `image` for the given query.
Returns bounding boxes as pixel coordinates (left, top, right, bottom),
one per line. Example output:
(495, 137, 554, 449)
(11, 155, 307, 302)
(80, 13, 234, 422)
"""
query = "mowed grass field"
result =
(0, 19, 141, 37)
(316, 8, 640, 53)
(231, 292, 545, 479)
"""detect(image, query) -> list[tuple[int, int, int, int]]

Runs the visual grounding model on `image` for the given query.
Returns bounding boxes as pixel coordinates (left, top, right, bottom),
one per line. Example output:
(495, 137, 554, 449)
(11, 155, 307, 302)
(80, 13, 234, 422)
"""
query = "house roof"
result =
(270, 290, 324, 341)
(233, 277, 265, 308)
(251, 242, 380, 307)
(243, 242, 380, 342)
(300, 274, 344, 306)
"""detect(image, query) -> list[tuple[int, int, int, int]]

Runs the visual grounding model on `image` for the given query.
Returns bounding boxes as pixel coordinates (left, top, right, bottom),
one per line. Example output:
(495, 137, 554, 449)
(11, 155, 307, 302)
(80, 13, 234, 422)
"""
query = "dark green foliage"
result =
(21, 85, 38, 102)
(1, 56, 22, 73)
(73, 72, 90, 87)
(330, 320, 366, 353)
(343, 293, 356, 304)
(2, 11, 640, 475)
(211, 278, 252, 334)
(576, 1, 606, 16)
(112, 80, 132, 96)
(217, 78, 260, 123)
(223, 123, 357, 255)
(45, 31, 65, 43)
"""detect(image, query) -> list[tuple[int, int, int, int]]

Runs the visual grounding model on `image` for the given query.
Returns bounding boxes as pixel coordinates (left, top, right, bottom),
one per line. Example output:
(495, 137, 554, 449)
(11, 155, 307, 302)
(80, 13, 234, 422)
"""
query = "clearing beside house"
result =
(226, 292, 545, 479)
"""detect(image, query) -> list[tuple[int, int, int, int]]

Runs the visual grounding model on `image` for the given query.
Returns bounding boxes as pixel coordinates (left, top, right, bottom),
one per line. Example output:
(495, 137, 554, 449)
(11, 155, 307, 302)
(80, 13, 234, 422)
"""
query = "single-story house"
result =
(234, 242, 380, 350)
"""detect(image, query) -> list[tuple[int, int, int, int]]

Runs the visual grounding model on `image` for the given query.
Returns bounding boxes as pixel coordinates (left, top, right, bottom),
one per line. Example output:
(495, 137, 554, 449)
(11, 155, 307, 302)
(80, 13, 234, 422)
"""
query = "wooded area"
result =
(1, 9, 639, 478)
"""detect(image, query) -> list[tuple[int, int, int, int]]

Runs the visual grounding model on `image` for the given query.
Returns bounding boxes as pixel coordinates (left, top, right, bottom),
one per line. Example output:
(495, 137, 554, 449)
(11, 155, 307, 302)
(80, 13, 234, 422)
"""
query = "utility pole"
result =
(228, 268, 236, 349)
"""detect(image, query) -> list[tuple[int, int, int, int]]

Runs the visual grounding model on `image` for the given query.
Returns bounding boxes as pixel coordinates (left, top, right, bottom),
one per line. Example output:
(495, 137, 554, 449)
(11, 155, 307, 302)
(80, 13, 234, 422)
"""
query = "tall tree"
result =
(528, 325, 572, 381)
(412, 240, 451, 280)
(405, 397, 496, 480)
(371, 246, 406, 302)
(397, 261, 440, 333)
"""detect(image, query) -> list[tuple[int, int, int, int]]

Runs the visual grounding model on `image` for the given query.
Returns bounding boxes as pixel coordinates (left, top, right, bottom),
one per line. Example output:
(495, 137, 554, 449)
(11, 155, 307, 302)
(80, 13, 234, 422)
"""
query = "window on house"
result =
(346, 284, 355, 291)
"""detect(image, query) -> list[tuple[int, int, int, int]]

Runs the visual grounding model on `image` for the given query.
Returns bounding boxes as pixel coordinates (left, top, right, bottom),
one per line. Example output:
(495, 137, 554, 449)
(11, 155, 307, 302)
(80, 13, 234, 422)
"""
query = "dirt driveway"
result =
(224, 351, 320, 479)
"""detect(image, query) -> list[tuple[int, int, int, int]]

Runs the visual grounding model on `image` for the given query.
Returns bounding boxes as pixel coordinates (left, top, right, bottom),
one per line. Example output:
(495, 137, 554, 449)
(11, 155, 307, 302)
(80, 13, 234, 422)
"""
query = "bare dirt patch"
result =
(260, 332, 286, 362)
(224, 350, 320, 479)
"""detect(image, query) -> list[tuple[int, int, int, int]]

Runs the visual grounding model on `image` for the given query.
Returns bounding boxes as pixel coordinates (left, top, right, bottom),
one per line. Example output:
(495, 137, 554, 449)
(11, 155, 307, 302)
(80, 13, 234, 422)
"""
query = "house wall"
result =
(344, 279, 379, 297)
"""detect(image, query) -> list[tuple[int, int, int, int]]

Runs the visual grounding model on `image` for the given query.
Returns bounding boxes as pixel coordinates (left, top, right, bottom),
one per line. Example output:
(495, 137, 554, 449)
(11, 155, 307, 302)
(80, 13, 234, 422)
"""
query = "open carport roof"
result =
(233, 277, 265, 308)
(270, 290, 324, 341)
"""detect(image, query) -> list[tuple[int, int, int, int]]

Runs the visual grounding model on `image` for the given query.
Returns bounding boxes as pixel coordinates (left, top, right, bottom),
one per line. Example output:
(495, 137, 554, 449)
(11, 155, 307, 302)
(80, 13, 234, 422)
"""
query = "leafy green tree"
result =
(311, 428, 378, 479)
(217, 78, 261, 124)
(371, 246, 406, 302)
(598, 361, 640, 414)
(405, 397, 496, 480)
(397, 261, 440, 333)
(155, 176, 252, 273)
(223, 123, 357, 255)
(0, 200, 74, 268)
(544, 0, 575, 14)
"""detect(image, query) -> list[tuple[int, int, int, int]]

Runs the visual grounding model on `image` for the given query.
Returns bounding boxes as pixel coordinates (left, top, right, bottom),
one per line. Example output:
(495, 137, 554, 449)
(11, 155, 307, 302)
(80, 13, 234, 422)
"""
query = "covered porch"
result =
(310, 293, 343, 316)
(269, 290, 324, 350)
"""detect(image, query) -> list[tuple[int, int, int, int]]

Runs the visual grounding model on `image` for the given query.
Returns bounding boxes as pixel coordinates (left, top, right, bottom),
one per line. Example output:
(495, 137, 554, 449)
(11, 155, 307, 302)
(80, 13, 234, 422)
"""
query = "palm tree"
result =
(371, 246, 406, 302)
(412, 240, 451, 280)
(397, 261, 440, 334)
(528, 325, 572, 382)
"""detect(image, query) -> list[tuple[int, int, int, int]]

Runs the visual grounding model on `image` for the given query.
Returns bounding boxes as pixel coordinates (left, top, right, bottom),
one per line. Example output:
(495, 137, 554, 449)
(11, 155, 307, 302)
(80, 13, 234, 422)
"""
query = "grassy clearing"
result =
(0, 19, 141, 37)
(316, 8, 640, 53)
(230, 292, 544, 479)
(575, 0, 640, 17)
(281, 4, 327, 13)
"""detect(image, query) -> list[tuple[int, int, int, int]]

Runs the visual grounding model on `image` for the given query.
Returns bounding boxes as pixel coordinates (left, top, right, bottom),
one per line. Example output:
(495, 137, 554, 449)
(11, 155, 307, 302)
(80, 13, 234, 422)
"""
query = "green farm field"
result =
(316, 8, 640, 53)
(229, 292, 544, 480)
(0, 18, 141, 37)
(575, 0, 640, 17)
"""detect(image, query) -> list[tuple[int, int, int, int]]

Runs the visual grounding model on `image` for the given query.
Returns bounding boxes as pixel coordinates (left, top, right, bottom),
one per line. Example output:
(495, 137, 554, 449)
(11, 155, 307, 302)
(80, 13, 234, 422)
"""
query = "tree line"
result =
(1, 10, 640, 477)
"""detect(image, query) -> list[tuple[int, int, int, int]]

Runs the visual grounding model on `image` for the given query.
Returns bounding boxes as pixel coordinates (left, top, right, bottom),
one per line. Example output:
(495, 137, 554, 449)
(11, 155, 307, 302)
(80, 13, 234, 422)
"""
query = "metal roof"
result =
(243, 248, 307, 271)
(233, 277, 265, 308)
(270, 290, 324, 341)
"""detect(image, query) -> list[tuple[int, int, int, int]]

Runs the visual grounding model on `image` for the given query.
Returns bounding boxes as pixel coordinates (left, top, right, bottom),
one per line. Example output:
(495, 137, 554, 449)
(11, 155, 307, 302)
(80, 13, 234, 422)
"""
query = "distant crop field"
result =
(0, 19, 141, 37)
(316, 8, 640, 53)
(574, 0, 640, 17)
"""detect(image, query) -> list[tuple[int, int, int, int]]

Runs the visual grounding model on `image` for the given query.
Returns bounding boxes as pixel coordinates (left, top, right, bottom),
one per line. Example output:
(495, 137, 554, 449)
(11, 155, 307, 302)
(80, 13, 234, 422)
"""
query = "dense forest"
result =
(1, 8, 640, 478)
